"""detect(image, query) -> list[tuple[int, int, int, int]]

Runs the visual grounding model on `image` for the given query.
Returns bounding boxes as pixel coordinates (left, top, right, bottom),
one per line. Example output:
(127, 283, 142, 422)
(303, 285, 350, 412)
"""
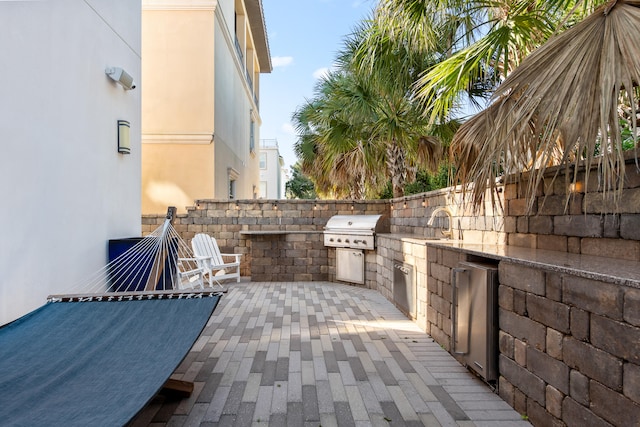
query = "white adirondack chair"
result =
(175, 258, 206, 290)
(190, 233, 242, 288)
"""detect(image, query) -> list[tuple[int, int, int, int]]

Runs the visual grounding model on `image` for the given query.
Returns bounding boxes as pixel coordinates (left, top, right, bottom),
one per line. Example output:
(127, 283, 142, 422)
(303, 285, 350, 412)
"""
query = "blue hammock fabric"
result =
(0, 296, 220, 427)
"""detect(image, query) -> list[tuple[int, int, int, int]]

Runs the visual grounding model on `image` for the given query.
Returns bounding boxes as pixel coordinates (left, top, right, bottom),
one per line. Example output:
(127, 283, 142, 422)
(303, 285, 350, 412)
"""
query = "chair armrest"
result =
(180, 266, 204, 276)
(176, 259, 204, 276)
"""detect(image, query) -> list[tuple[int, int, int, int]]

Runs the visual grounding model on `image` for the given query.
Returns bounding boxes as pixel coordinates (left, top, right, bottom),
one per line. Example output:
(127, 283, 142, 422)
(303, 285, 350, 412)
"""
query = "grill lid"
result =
(324, 214, 390, 233)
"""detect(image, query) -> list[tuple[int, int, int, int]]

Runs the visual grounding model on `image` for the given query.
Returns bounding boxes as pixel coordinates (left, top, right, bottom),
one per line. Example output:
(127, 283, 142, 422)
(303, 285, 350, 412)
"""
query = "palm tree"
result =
(451, 0, 640, 212)
(292, 72, 388, 199)
(372, 0, 604, 124)
(344, 20, 454, 198)
(360, 0, 640, 214)
(293, 19, 453, 199)
(285, 162, 317, 199)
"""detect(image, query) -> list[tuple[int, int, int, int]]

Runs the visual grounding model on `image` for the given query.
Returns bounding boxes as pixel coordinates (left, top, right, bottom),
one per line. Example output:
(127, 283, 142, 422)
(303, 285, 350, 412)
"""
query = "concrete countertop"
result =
(239, 230, 323, 235)
(377, 233, 640, 289)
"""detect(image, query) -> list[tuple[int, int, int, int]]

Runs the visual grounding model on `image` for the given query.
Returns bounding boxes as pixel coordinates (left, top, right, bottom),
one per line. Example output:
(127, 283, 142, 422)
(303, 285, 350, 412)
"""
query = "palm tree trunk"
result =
(387, 143, 406, 198)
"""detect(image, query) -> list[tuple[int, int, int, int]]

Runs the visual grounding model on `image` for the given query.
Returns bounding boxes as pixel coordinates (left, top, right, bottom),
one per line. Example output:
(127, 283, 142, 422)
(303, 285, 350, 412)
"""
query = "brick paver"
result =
(132, 282, 531, 426)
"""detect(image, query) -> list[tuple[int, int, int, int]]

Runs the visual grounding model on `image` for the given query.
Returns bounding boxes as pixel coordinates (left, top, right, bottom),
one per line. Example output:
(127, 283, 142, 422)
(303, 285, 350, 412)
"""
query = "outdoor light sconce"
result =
(105, 67, 136, 90)
(569, 181, 584, 193)
(117, 120, 131, 154)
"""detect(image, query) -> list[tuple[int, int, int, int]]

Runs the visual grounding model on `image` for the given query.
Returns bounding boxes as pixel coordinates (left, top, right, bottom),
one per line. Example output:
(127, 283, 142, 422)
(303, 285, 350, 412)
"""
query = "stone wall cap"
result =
(425, 241, 640, 289)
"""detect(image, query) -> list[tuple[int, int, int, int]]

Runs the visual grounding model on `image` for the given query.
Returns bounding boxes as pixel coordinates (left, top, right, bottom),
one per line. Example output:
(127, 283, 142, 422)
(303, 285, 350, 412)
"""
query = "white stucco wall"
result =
(0, 0, 141, 325)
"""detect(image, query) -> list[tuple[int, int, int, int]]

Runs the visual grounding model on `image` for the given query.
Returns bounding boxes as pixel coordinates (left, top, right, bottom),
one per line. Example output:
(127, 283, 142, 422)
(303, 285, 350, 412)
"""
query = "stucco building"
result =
(0, 1, 142, 325)
(258, 139, 287, 199)
(141, 0, 272, 214)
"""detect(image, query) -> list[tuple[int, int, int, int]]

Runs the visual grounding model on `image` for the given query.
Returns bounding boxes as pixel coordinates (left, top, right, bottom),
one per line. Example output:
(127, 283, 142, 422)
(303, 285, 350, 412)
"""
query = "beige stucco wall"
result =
(142, 6, 216, 214)
(142, 10, 214, 134)
(142, 1, 268, 214)
(142, 142, 215, 213)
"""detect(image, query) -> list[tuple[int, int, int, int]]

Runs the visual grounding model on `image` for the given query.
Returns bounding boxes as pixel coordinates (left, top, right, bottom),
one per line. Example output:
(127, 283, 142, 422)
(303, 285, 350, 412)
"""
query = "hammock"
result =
(0, 208, 222, 426)
(73, 208, 210, 295)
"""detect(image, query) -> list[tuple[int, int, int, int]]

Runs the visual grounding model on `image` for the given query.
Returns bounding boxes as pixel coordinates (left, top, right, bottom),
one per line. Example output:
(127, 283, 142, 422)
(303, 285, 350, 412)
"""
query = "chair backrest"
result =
(192, 234, 224, 265)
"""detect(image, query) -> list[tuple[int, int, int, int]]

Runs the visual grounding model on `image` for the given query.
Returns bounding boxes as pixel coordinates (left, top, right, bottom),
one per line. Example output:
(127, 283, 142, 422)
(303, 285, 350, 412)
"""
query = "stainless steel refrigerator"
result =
(452, 261, 499, 382)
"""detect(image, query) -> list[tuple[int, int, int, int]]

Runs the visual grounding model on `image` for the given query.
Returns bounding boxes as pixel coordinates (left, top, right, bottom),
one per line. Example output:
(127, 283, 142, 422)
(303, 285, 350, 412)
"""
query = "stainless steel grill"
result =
(323, 214, 389, 250)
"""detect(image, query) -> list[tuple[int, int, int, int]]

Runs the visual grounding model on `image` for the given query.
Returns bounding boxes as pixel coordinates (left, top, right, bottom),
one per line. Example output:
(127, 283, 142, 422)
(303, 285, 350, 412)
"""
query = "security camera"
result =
(105, 67, 136, 90)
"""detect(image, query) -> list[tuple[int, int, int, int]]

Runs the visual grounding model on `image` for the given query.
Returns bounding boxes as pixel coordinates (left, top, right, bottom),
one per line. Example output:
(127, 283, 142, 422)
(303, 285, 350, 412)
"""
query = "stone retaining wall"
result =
(503, 158, 640, 260)
(498, 262, 640, 426)
(424, 247, 640, 426)
(142, 199, 389, 281)
(389, 189, 507, 244)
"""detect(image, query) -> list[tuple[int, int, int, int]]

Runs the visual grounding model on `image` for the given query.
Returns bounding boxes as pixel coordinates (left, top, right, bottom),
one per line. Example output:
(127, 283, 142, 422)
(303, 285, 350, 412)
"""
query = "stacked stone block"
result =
(389, 190, 507, 244)
(142, 199, 389, 282)
(504, 157, 640, 261)
(375, 235, 428, 330)
(498, 262, 640, 426)
(423, 247, 466, 350)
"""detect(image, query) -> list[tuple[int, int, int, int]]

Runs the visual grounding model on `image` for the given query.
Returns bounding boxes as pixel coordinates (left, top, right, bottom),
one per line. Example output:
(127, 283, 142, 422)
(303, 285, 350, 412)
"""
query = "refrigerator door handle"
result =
(451, 267, 470, 355)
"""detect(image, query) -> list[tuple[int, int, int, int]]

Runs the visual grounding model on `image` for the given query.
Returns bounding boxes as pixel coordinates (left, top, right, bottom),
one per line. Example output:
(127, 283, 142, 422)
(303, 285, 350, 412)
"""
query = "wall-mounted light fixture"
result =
(117, 120, 130, 154)
(569, 181, 584, 193)
(105, 67, 136, 90)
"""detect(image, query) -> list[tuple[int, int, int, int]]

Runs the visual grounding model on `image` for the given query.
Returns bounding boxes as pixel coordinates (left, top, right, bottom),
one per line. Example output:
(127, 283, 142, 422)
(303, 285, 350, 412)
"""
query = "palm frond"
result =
(454, 0, 640, 212)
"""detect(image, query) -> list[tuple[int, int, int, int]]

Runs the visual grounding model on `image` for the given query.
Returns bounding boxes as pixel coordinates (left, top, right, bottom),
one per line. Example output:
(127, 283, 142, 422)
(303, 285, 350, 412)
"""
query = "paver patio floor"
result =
(131, 281, 531, 427)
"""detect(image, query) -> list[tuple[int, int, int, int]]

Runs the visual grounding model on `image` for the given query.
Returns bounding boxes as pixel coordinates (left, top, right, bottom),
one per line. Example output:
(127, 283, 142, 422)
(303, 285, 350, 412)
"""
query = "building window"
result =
(229, 179, 236, 199)
(259, 181, 267, 198)
(259, 152, 267, 169)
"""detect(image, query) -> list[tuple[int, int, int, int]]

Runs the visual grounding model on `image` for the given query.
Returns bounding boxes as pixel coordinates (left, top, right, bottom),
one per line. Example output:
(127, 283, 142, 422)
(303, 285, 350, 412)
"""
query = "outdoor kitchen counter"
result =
(239, 230, 327, 282)
(239, 230, 322, 235)
(380, 233, 640, 289)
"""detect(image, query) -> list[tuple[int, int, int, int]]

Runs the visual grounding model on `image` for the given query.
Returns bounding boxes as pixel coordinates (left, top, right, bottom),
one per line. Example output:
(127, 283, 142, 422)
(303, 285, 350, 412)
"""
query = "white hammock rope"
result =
(49, 214, 215, 301)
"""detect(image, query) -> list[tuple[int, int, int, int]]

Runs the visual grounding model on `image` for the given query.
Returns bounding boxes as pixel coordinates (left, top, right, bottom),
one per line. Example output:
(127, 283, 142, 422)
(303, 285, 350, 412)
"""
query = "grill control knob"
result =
(345, 239, 350, 243)
(337, 238, 342, 242)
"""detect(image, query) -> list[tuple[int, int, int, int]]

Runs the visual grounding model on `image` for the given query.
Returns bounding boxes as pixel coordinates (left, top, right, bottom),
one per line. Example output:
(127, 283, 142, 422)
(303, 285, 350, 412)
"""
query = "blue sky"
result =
(260, 0, 376, 173)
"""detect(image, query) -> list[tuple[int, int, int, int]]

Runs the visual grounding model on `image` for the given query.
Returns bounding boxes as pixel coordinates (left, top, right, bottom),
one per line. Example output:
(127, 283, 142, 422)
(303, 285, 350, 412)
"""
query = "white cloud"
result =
(313, 67, 330, 80)
(272, 56, 294, 68)
(281, 123, 296, 135)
